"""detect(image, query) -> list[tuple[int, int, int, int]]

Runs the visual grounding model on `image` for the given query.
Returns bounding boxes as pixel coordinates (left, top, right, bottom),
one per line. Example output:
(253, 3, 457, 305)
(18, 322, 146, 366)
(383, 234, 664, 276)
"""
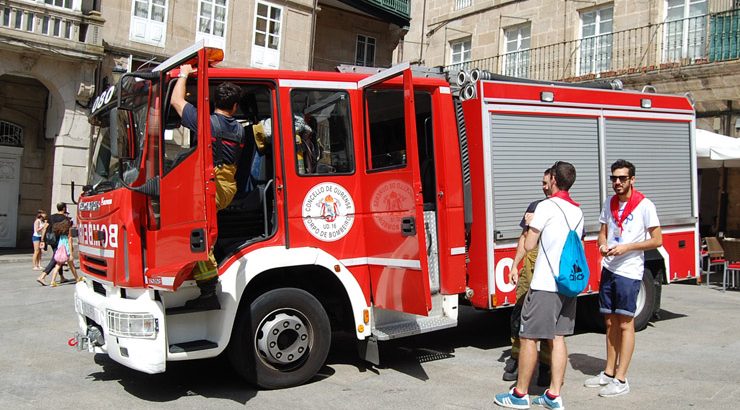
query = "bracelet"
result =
(178, 73, 188, 79)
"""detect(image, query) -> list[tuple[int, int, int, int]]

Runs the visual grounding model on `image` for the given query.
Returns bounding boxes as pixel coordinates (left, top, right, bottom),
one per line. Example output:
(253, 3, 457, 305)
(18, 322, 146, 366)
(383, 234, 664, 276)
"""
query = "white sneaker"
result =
(584, 371, 613, 388)
(599, 378, 630, 397)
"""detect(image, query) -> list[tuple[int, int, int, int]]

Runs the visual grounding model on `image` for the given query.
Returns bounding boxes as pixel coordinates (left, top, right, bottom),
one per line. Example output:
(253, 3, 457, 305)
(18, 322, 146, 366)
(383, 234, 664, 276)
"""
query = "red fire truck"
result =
(73, 43, 699, 389)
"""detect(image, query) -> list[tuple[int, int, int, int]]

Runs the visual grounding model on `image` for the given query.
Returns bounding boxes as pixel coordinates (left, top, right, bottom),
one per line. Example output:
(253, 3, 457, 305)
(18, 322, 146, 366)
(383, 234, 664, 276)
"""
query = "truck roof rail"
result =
(453, 68, 624, 91)
(337, 64, 447, 80)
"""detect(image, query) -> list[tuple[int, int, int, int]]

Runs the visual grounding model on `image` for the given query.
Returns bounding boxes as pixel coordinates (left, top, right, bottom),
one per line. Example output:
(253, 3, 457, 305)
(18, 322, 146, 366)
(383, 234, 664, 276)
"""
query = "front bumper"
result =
(73, 280, 167, 374)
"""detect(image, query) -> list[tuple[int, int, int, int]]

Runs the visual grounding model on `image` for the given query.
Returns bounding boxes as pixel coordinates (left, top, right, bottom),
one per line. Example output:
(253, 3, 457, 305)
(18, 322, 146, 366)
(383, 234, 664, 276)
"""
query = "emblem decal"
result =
(302, 182, 355, 242)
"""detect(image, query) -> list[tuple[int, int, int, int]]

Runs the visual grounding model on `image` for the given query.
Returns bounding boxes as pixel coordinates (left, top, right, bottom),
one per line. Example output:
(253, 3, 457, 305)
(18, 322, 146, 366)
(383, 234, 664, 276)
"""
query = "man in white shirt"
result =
(495, 161, 584, 410)
(585, 159, 662, 397)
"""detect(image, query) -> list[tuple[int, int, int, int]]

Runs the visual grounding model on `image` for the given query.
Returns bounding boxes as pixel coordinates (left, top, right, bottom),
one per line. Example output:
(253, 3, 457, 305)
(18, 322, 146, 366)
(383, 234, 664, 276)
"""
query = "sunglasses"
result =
(609, 175, 630, 183)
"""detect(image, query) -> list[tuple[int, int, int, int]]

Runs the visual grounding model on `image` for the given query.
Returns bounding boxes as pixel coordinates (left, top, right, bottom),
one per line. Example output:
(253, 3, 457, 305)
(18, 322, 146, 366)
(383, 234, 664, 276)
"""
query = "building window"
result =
(25, 12, 34, 32)
(503, 24, 531, 78)
(0, 121, 23, 147)
(251, 1, 282, 68)
(129, 0, 168, 47)
(450, 38, 471, 68)
(664, 0, 707, 62)
(579, 6, 613, 75)
(45, 0, 72, 9)
(196, 0, 227, 49)
(356, 35, 376, 66)
(454, 0, 472, 11)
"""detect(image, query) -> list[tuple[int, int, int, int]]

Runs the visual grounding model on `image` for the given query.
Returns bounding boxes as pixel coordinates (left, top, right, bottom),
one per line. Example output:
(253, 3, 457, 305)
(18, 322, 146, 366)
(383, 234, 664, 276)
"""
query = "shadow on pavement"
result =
(651, 308, 688, 323)
(324, 305, 514, 382)
(88, 354, 258, 404)
(569, 353, 606, 377)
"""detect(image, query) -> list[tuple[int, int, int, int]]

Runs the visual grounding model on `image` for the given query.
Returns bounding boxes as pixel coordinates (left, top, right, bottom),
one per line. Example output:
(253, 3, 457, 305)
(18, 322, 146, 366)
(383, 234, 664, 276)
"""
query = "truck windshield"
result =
(87, 102, 146, 192)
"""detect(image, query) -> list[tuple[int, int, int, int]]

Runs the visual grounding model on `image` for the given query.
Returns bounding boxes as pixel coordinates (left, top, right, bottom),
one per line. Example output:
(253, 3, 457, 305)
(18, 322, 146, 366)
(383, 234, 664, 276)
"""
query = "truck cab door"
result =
(359, 64, 432, 315)
(143, 47, 220, 290)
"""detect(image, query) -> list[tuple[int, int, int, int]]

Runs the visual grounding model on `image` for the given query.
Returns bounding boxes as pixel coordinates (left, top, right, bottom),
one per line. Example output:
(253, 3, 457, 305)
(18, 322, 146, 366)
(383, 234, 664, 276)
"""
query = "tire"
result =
(633, 269, 657, 331)
(228, 288, 331, 389)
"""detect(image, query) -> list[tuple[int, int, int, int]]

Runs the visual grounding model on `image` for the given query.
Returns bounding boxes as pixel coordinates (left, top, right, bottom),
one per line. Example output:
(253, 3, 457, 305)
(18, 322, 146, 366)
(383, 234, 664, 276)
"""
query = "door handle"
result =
(190, 229, 206, 252)
(401, 217, 416, 237)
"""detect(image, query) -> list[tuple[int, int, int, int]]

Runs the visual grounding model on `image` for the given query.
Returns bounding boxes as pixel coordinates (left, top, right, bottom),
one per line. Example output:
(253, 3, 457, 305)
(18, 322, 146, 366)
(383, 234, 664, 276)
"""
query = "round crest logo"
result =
(302, 182, 355, 242)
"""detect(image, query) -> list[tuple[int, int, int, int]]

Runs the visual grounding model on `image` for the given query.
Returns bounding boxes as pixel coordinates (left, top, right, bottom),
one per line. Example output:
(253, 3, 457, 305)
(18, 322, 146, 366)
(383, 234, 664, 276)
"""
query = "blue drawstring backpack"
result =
(541, 200, 590, 297)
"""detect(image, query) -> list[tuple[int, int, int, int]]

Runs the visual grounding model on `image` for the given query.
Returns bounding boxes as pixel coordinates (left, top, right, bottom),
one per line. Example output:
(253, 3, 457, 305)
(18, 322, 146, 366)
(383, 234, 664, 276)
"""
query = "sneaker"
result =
(494, 388, 530, 409)
(532, 390, 564, 409)
(599, 379, 630, 397)
(584, 371, 613, 388)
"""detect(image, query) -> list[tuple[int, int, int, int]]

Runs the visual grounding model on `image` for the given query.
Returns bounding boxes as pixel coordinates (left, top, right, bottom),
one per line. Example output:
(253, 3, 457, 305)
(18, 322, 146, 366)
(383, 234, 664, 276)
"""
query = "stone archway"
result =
(0, 75, 51, 248)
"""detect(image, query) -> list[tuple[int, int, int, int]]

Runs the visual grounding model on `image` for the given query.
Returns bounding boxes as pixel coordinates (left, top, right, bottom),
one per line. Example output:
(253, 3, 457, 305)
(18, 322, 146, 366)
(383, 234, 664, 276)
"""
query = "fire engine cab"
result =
(73, 42, 698, 389)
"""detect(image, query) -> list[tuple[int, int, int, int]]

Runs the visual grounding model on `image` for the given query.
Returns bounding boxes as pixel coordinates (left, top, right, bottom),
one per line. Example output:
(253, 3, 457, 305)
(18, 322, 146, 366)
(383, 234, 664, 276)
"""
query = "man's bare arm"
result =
(524, 227, 541, 252)
(607, 226, 662, 256)
(171, 64, 195, 117)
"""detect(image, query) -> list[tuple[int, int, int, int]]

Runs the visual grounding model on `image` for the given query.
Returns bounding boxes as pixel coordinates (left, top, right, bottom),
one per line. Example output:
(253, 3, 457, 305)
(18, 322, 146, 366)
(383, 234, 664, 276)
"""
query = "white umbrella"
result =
(696, 129, 740, 168)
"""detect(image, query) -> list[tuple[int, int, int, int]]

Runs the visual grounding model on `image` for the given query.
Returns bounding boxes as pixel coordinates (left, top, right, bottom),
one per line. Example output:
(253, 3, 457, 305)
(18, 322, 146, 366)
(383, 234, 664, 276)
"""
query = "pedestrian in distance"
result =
(495, 161, 584, 410)
(505, 168, 553, 386)
(584, 159, 662, 397)
(32, 209, 47, 270)
(42, 219, 72, 286)
(38, 202, 72, 284)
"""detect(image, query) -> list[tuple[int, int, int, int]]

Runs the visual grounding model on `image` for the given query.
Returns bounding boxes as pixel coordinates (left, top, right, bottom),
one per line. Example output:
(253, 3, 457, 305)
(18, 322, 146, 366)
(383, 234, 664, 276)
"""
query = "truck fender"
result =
(219, 246, 371, 344)
(651, 246, 670, 283)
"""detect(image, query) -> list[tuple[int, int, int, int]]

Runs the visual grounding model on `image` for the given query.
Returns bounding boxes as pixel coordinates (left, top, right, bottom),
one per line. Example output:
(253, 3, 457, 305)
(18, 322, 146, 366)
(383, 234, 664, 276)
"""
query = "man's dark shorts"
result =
(599, 267, 642, 317)
(519, 289, 577, 339)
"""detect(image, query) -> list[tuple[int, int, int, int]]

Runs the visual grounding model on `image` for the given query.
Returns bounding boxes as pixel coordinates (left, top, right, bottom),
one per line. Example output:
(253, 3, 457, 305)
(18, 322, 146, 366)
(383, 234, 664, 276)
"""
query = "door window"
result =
(290, 90, 354, 175)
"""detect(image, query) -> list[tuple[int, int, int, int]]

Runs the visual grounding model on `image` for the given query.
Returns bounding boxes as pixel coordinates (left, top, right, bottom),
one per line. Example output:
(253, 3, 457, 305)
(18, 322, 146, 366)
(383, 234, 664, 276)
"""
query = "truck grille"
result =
(81, 255, 107, 276)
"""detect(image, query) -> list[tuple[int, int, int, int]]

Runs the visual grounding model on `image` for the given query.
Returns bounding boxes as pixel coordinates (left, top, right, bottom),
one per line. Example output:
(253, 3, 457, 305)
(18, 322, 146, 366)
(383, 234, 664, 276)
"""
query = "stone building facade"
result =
(399, 0, 740, 235)
(97, 0, 410, 89)
(0, 0, 103, 248)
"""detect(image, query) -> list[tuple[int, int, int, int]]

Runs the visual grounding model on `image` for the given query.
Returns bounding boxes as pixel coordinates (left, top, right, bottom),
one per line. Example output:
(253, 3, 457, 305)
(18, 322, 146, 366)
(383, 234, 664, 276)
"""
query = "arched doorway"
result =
(0, 74, 51, 249)
(0, 121, 24, 247)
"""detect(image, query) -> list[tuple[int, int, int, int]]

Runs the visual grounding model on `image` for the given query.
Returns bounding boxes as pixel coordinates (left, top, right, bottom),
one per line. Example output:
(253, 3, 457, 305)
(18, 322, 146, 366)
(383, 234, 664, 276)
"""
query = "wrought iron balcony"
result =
(0, 0, 104, 60)
(336, 0, 410, 27)
(446, 6, 740, 82)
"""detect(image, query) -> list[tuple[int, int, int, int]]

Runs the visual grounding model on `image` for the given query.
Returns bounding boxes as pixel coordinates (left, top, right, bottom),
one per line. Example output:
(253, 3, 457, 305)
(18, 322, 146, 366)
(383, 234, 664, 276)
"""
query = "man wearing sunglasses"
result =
(585, 159, 662, 397)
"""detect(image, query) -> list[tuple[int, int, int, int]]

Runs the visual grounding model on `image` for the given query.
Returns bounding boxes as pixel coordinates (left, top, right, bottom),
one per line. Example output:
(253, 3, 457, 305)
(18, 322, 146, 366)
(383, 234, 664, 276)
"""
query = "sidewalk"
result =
(0, 249, 34, 264)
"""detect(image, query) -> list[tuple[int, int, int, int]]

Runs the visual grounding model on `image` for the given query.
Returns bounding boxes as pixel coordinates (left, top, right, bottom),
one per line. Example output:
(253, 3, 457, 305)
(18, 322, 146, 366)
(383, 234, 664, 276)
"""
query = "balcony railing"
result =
(446, 8, 740, 82)
(0, 0, 104, 58)
(365, 0, 410, 20)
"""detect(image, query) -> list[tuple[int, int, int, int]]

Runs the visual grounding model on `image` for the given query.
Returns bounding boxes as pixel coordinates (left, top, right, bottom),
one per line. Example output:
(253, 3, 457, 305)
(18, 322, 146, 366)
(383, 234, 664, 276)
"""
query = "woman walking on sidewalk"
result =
(32, 210, 47, 270)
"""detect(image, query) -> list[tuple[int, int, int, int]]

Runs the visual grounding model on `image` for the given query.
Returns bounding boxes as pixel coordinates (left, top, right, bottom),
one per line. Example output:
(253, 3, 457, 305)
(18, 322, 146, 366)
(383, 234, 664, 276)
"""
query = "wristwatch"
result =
(178, 73, 188, 79)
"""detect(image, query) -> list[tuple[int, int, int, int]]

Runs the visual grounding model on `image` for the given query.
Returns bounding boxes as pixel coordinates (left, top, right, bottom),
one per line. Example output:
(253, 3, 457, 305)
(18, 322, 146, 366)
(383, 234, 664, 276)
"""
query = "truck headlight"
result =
(106, 310, 158, 339)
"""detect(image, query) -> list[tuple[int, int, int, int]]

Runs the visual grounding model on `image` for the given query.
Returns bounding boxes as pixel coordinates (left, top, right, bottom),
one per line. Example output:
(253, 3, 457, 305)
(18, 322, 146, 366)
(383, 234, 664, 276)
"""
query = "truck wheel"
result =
(229, 288, 331, 389)
(633, 269, 656, 331)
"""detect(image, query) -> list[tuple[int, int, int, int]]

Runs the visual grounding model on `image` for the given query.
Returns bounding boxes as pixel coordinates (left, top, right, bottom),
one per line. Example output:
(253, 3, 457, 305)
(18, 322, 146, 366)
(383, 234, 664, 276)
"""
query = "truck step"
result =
(169, 340, 218, 353)
(165, 304, 220, 315)
(373, 315, 457, 341)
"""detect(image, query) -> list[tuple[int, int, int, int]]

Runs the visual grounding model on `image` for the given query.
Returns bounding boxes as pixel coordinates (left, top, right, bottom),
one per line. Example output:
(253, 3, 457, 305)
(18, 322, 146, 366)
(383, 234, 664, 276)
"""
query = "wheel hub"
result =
(256, 312, 310, 365)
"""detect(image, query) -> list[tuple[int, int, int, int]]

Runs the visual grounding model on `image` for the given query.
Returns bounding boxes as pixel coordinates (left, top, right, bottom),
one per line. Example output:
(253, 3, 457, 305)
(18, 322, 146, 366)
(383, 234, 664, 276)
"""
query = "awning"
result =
(696, 129, 740, 168)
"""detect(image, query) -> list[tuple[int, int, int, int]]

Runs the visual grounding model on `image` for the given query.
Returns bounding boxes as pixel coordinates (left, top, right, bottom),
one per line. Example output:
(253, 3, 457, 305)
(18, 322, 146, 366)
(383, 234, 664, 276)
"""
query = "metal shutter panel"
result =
(605, 119, 693, 223)
(490, 114, 601, 239)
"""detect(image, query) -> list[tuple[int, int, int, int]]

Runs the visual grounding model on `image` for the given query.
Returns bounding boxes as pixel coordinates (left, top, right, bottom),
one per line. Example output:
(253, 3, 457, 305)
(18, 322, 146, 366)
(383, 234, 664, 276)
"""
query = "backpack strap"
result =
(538, 199, 583, 279)
(210, 114, 225, 167)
